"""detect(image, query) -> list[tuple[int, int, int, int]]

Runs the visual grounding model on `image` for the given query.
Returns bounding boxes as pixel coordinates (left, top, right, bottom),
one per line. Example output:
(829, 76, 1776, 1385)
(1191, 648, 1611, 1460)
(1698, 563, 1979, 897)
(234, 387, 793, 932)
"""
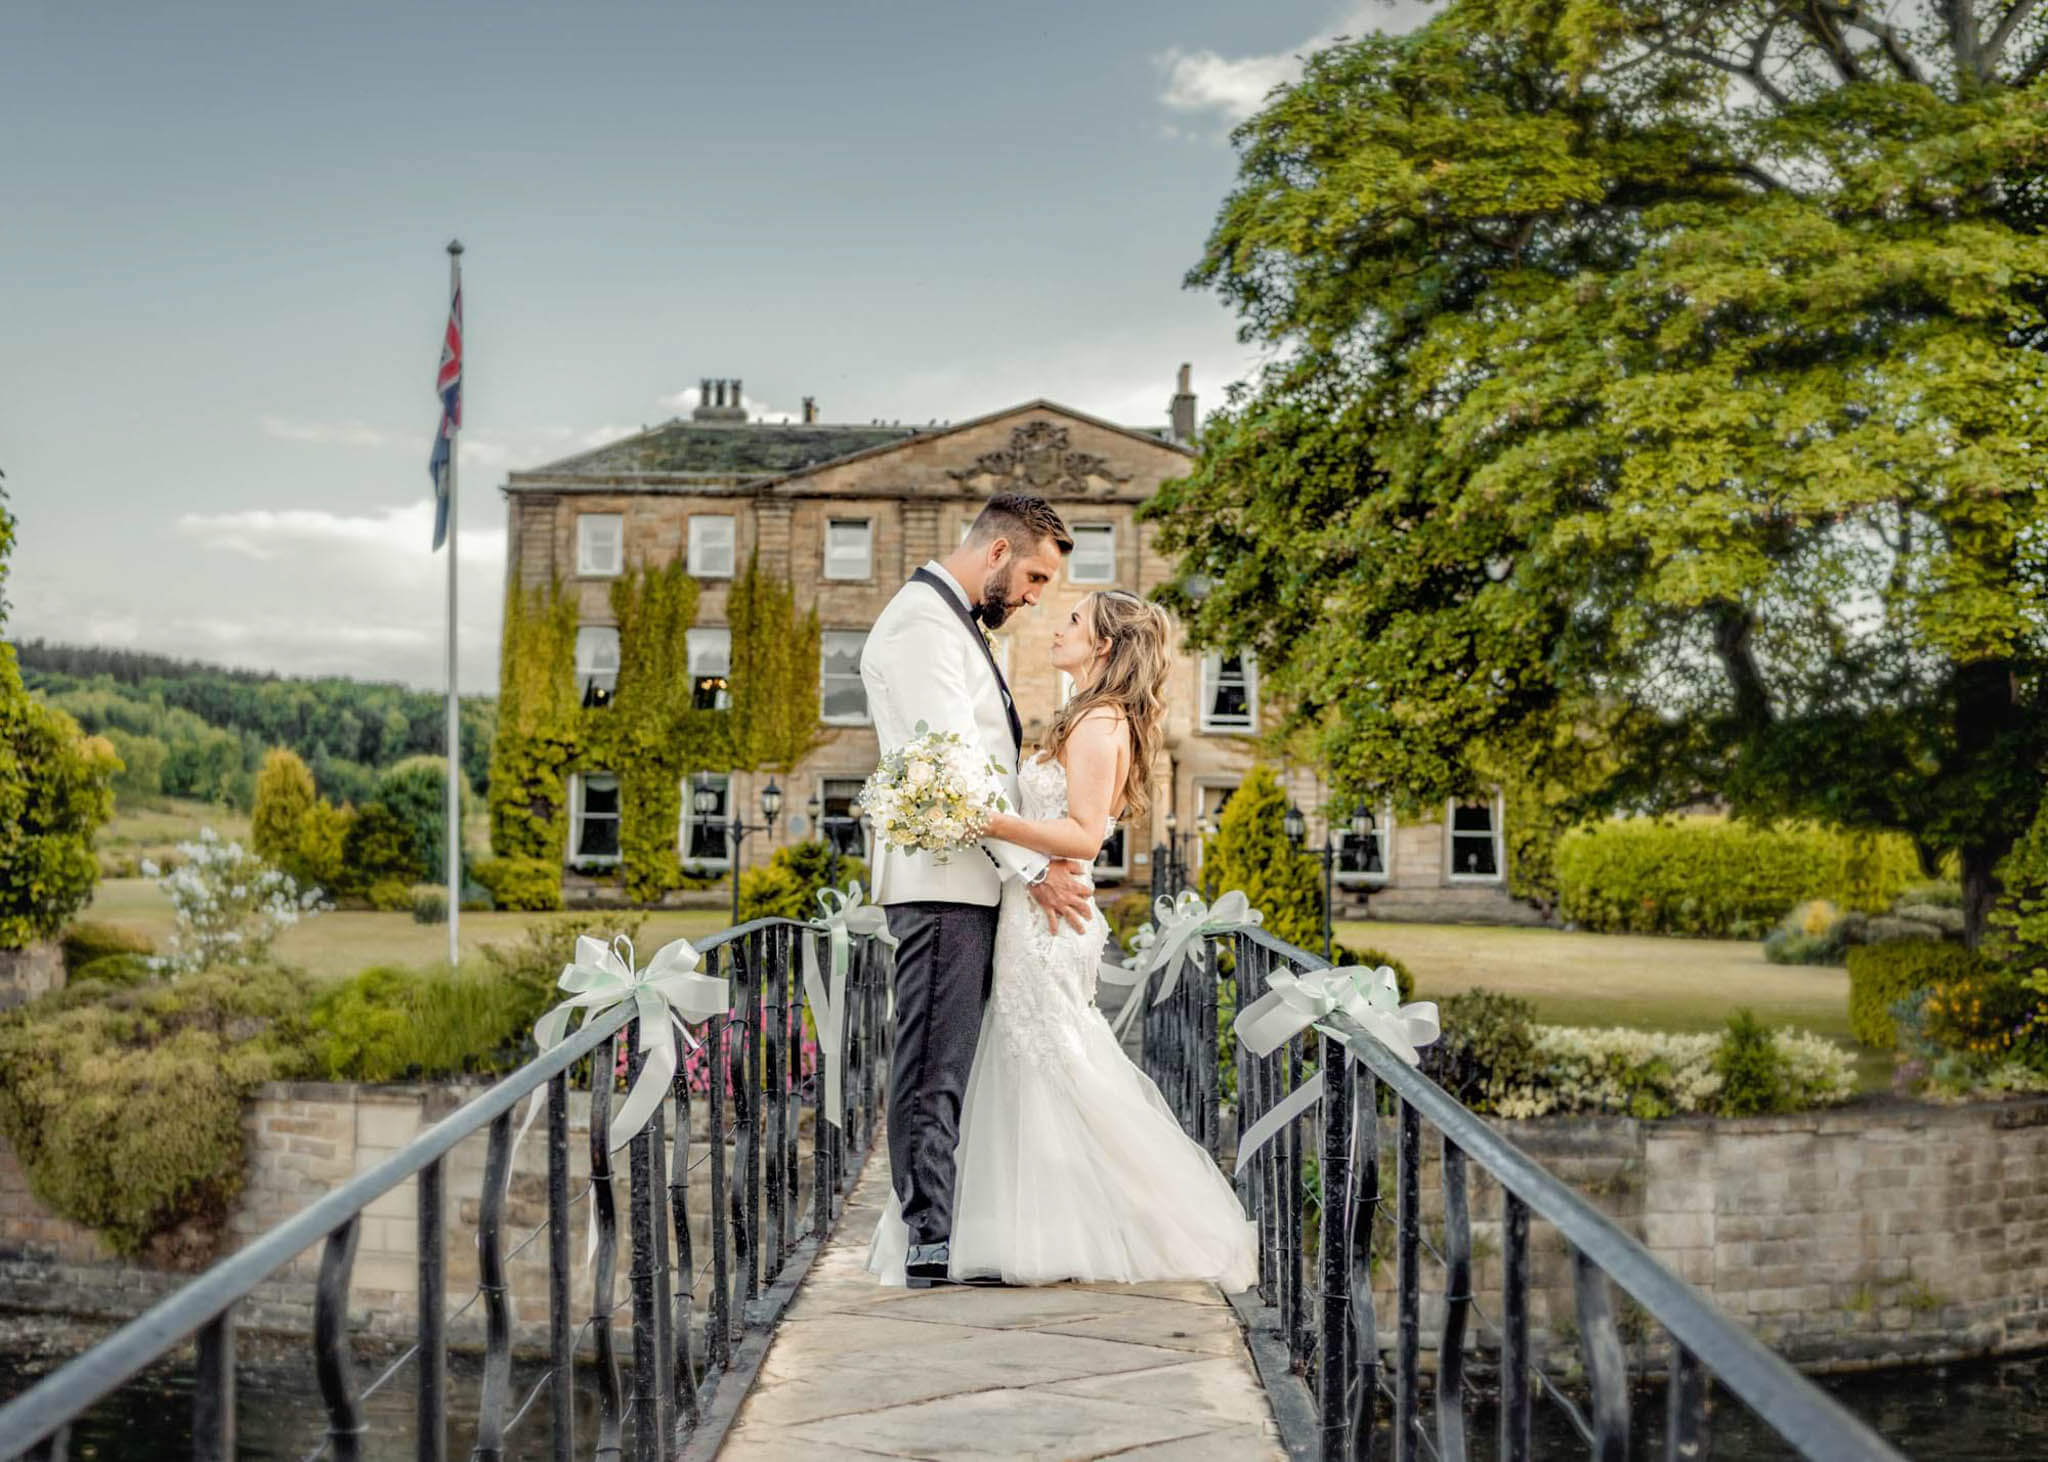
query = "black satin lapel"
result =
(912, 569, 1023, 751)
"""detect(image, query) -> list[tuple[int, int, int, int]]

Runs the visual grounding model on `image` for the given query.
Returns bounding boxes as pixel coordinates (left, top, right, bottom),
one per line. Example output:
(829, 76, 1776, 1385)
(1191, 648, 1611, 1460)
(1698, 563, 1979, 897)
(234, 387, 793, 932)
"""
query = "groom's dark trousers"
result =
(885, 900, 999, 1248)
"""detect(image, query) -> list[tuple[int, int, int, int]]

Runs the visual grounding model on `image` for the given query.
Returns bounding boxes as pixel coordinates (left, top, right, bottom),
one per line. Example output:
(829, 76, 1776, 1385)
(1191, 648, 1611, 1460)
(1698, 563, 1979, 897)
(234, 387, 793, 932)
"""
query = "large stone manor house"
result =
(498, 370, 1527, 922)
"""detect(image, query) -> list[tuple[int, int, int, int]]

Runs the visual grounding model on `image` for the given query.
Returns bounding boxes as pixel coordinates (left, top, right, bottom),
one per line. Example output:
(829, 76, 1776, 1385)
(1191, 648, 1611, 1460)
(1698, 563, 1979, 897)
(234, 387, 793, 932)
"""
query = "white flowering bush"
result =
(860, 722, 1009, 858)
(144, 828, 327, 975)
(1486, 1024, 1856, 1120)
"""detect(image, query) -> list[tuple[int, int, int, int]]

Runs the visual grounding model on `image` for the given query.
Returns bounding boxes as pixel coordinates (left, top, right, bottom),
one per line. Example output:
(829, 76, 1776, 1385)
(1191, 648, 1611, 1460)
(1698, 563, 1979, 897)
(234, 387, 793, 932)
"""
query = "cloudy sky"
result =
(3, 0, 1434, 692)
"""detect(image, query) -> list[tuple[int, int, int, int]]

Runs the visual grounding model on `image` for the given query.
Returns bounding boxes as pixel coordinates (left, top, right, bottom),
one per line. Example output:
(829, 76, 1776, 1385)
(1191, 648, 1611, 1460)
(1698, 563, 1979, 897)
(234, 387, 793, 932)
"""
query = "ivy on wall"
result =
(490, 554, 826, 906)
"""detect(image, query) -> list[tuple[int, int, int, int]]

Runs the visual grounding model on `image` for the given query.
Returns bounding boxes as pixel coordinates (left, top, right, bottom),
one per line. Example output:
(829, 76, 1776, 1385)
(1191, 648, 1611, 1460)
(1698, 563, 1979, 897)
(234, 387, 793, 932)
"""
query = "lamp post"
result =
(697, 775, 782, 926)
(1163, 810, 1193, 894)
(1287, 801, 1370, 963)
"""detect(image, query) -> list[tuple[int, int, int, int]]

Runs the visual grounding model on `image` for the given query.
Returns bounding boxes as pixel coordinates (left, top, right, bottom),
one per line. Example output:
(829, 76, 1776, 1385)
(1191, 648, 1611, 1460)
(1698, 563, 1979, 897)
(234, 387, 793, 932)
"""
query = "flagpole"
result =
(444, 238, 464, 968)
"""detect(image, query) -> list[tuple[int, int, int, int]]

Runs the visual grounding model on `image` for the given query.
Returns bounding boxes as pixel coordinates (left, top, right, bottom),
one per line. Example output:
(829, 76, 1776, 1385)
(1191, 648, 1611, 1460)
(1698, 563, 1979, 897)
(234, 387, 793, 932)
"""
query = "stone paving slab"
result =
(719, 1146, 1285, 1462)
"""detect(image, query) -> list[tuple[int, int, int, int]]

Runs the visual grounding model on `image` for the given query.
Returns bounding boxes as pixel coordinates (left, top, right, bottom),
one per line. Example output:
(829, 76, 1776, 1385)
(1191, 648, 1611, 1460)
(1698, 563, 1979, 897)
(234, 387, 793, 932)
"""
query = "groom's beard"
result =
(976, 563, 1021, 629)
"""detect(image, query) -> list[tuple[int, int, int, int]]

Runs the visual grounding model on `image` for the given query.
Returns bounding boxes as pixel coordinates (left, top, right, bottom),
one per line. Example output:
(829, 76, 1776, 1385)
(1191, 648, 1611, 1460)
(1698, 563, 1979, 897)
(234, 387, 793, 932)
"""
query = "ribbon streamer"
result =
(1097, 889, 1261, 1039)
(804, 881, 898, 1128)
(1230, 964, 1440, 1177)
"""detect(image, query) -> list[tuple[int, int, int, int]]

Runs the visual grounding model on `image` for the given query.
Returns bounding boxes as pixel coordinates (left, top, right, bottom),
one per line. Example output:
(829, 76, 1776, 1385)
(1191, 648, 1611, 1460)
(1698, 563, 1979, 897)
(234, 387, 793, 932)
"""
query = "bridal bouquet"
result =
(860, 722, 1010, 859)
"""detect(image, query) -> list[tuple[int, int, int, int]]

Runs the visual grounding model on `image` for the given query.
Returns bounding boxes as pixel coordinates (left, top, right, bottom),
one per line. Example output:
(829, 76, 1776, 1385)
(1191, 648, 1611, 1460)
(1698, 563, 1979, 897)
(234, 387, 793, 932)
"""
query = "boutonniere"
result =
(981, 625, 998, 655)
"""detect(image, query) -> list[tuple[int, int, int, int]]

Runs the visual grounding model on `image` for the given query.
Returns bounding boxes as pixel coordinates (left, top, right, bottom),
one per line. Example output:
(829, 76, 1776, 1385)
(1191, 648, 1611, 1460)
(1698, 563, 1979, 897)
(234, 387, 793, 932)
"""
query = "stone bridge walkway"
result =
(717, 1145, 1286, 1461)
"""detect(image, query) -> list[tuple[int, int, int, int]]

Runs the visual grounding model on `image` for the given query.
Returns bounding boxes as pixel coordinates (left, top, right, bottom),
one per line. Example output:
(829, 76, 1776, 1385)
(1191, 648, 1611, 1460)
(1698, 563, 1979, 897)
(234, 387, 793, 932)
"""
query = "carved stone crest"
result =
(947, 420, 1131, 494)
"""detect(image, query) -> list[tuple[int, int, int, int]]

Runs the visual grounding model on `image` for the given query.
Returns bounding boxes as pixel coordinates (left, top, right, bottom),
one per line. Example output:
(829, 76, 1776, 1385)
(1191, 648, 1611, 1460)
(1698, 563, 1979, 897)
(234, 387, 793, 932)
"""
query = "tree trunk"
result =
(1961, 841, 2001, 950)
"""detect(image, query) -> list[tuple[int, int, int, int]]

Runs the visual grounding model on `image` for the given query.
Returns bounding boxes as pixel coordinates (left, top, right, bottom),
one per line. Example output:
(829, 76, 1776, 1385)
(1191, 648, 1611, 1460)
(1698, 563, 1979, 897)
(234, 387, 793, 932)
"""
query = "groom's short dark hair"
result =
(968, 494, 1073, 556)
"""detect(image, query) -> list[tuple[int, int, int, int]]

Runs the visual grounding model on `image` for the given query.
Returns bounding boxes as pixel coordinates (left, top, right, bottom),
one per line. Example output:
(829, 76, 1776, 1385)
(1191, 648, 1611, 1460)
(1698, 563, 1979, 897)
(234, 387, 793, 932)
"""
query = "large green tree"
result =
(1153, 1, 2048, 941)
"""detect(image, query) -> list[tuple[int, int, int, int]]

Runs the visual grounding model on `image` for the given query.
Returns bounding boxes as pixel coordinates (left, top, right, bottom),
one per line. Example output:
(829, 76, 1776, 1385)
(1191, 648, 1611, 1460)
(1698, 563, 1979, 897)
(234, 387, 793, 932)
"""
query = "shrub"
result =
(1990, 796, 2048, 984)
(60, 918, 153, 973)
(1762, 900, 1853, 966)
(738, 840, 872, 923)
(1894, 904, 1966, 937)
(147, 829, 325, 975)
(1918, 966, 2042, 1066)
(376, 756, 461, 884)
(339, 801, 423, 898)
(1555, 818, 1918, 938)
(105, 728, 168, 805)
(1846, 942, 1982, 1048)
(1714, 1009, 1786, 1117)
(1901, 880, 1964, 910)
(1421, 989, 1539, 1112)
(411, 889, 449, 925)
(366, 878, 414, 912)
(71, 952, 155, 989)
(309, 962, 545, 1082)
(1861, 914, 1948, 946)
(1485, 1025, 1854, 1120)
(478, 913, 645, 1029)
(472, 855, 562, 912)
(251, 748, 317, 870)
(294, 799, 352, 890)
(0, 964, 314, 1258)
(1202, 765, 1323, 950)
(0, 688, 119, 950)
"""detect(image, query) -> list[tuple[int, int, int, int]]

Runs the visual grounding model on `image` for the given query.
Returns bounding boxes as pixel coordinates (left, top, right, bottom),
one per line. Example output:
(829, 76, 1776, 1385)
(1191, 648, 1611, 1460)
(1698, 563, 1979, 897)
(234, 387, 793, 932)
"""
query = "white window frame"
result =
(1069, 524, 1116, 584)
(567, 771, 622, 866)
(687, 514, 736, 578)
(1094, 822, 1129, 882)
(680, 772, 731, 871)
(687, 626, 731, 711)
(1199, 651, 1258, 733)
(824, 519, 874, 581)
(577, 514, 624, 578)
(820, 629, 871, 725)
(1335, 802, 1395, 887)
(815, 774, 870, 860)
(1445, 791, 1506, 884)
(574, 625, 620, 705)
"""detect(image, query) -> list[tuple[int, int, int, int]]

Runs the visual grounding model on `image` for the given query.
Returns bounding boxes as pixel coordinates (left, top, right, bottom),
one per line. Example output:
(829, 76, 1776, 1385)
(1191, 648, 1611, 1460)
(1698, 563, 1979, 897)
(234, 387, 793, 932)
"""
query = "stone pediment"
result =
(759, 400, 1191, 501)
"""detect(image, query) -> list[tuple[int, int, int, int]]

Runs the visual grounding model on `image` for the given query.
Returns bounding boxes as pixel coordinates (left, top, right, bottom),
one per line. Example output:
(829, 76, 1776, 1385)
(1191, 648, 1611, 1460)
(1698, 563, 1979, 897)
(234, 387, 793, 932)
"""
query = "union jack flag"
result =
(428, 279, 462, 550)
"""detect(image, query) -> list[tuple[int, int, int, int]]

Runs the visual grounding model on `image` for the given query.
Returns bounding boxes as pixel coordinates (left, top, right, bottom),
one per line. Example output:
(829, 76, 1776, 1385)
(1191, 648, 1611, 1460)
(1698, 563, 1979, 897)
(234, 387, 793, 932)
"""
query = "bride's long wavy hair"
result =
(1043, 590, 1173, 822)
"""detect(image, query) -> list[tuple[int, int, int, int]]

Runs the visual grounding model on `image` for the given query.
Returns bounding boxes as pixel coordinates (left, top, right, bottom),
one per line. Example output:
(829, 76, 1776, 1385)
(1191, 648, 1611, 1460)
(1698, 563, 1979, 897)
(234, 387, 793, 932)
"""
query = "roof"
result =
(510, 420, 923, 483)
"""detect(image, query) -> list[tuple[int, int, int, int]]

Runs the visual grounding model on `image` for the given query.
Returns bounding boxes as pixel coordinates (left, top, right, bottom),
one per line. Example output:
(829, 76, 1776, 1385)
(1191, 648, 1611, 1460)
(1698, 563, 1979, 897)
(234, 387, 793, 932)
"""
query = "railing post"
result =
(707, 949, 732, 1372)
(473, 1111, 514, 1462)
(591, 1032, 626, 1461)
(668, 1050, 701, 1431)
(1317, 1029, 1353, 1462)
(547, 1072, 574, 1461)
(313, 1218, 364, 1462)
(626, 1023, 662, 1462)
(1286, 1026, 1308, 1365)
(417, 1157, 446, 1462)
(1665, 1335, 1709, 1461)
(1437, 1139, 1471, 1462)
(1348, 1062, 1381, 1459)
(1499, 1191, 1531, 1462)
(1573, 1247, 1631, 1462)
(193, 1309, 235, 1462)
(1395, 1101, 1420, 1462)
(765, 925, 788, 1284)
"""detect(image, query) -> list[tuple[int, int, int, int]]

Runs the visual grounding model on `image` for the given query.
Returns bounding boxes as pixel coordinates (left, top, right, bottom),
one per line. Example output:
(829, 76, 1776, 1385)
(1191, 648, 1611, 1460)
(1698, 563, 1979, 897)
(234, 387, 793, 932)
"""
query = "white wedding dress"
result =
(868, 754, 1258, 1290)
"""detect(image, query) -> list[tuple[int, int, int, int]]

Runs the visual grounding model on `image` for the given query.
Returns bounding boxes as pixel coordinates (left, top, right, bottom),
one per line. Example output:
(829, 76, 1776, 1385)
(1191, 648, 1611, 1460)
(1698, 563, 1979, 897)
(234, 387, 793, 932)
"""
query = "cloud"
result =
(260, 415, 392, 448)
(176, 501, 504, 568)
(1156, 3, 1438, 129)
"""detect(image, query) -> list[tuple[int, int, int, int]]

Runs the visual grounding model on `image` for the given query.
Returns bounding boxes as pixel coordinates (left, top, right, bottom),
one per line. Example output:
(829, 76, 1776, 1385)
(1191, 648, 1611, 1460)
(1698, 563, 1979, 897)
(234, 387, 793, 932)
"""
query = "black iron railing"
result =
(0, 917, 893, 1462)
(1144, 923, 1907, 1462)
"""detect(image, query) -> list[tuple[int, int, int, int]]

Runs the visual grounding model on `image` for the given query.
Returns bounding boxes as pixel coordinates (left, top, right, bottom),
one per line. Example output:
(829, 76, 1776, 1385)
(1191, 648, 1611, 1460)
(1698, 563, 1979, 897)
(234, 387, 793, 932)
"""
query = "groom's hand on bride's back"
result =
(1029, 860, 1095, 934)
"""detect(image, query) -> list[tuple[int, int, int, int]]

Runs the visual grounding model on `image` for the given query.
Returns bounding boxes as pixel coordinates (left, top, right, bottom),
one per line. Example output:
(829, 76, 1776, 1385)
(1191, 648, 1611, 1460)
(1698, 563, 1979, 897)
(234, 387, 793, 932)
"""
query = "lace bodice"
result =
(993, 755, 1113, 1068)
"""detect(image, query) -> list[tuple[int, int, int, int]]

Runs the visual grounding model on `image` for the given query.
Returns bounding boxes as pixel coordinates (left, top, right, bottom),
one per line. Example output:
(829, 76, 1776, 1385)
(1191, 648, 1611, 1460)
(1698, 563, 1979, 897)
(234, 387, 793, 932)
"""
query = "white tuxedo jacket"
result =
(860, 567, 1048, 906)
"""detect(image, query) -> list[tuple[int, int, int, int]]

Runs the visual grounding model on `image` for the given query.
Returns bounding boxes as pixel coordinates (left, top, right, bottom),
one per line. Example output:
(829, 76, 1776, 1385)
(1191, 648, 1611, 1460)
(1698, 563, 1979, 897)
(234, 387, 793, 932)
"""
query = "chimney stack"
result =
(802, 396, 818, 424)
(1170, 363, 1197, 445)
(691, 375, 750, 423)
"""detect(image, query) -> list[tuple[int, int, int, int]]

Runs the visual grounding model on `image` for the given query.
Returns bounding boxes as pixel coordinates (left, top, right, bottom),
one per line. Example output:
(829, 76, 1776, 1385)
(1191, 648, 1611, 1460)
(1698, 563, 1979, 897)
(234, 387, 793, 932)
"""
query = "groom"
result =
(860, 492, 1098, 1287)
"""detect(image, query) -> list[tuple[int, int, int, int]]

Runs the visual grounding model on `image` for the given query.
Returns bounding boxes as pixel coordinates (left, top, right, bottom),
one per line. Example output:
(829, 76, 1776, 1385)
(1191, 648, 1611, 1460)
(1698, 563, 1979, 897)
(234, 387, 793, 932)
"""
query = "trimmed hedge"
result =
(1556, 818, 1918, 938)
(59, 919, 153, 972)
(472, 856, 562, 912)
(1846, 942, 1983, 1048)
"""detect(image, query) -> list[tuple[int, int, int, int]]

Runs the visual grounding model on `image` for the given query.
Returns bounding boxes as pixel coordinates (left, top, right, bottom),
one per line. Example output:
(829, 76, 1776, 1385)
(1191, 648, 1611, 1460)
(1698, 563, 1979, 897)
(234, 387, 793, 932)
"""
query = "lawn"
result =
(84, 878, 728, 982)
(1337, 919, 1890, 1090)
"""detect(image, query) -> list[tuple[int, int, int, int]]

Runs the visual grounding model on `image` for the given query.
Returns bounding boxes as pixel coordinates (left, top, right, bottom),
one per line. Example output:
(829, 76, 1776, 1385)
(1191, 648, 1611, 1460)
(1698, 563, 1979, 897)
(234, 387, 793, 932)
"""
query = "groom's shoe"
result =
(905, 1241, 954, 1290)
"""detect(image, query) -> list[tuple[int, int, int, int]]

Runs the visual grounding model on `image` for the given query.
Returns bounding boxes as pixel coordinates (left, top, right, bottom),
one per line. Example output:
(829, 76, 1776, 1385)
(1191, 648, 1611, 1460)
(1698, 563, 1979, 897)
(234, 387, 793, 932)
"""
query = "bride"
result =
(869, 589, 1257, 1290)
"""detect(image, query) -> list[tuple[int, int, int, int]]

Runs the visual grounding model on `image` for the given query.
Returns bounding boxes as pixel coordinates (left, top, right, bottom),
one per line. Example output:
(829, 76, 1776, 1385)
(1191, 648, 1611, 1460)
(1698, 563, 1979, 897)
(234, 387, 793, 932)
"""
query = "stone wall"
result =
(1362, 1096, 2048, 1372)
(0, 941, 62, 1012)
(4, 1085, 2040, 1371)
(0, 1081, 792, 1349)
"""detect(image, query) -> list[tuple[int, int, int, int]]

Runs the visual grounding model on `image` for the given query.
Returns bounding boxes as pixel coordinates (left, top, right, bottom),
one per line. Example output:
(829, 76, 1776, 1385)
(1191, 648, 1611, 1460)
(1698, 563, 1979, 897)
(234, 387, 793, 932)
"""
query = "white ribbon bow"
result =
(803, 882, 897, 1128)
(1230, 964, 1440, 1177)
(1097, 889, 1261, 1039)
